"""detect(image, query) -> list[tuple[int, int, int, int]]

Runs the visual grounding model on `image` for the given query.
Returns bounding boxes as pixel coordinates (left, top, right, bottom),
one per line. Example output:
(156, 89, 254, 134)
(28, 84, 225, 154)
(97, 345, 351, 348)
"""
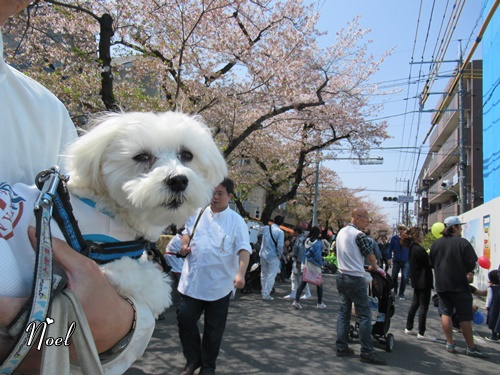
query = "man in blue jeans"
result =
(387, 225, 409, 300)
(333, 207, 387, 365)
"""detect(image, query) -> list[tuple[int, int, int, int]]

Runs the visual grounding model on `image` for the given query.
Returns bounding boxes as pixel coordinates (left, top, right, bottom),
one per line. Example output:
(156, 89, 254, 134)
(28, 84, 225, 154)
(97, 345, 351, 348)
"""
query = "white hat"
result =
(444, 216, 463, 226)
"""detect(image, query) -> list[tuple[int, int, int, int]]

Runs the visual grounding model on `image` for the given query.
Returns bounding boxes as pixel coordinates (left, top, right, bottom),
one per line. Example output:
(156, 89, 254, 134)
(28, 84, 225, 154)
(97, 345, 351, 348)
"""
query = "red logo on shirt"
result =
(0, 183, 25, 240)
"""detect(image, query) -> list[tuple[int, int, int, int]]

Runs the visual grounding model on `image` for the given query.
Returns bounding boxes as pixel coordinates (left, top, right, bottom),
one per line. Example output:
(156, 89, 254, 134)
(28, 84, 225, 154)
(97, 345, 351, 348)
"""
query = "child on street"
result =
(486, 269, 500, 341)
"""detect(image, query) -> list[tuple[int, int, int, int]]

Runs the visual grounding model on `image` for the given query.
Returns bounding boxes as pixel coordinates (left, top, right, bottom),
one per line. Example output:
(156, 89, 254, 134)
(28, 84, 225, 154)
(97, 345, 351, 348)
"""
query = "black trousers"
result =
(406, 288, 431, 335)
(177, 292, 231, 372)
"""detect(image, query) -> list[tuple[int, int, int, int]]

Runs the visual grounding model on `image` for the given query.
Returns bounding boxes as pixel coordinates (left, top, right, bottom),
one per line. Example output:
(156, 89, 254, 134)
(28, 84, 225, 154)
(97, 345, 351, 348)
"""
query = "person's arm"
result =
(366, 253, 379, 271)
(331, 241, 337, 256)
(234, 250, 251, 289)
(356, 233, 383, 274)
(292, 238, 299, 258)
(276, 229, 285, 257)
(27, 228, 134, 353)
(314, 243, 323, 266)
(373, 242, 382, 263)
(0, 228, 137, 373)
(428, 245, 435, 268)
(178, 233, 192, 257)
(462, 241, 478, 272)
(473, 288, 487, 297)
(387, 237, 394, 266)
(0, 296, 27, 327)
(486, 287, 493, 308)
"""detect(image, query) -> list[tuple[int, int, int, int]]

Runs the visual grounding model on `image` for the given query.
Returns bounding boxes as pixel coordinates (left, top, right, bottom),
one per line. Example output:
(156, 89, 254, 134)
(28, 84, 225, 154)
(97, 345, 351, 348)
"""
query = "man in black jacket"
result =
(429, 216, 487, 358)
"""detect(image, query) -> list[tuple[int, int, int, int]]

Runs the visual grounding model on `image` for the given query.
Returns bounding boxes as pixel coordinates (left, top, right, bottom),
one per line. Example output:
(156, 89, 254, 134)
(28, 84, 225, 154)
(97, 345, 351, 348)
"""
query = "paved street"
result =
(125, 273, 499, 374)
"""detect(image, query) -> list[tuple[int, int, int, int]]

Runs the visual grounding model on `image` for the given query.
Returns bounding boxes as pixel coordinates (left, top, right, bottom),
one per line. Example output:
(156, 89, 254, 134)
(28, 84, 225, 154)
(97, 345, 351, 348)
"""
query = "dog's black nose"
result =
(166, 175, 188, 192)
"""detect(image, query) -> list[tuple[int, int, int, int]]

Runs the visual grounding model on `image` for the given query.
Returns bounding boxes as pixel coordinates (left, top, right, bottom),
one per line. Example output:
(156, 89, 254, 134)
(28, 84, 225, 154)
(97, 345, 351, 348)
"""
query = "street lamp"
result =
(312, 157, 384, 227)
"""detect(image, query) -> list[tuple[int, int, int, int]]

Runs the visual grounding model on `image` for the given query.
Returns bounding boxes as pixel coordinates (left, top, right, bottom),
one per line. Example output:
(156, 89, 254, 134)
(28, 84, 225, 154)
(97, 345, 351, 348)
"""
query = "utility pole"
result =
(405, 179, 410, 227)
(395, 178, 410, 226)
(458, 40, 467, 214)
(312, 156, 383, 227)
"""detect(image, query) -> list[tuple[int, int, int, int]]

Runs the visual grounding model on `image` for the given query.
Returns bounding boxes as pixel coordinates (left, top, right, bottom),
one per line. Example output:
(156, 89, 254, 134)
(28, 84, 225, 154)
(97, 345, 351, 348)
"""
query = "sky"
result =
(310, 0, 485, 228)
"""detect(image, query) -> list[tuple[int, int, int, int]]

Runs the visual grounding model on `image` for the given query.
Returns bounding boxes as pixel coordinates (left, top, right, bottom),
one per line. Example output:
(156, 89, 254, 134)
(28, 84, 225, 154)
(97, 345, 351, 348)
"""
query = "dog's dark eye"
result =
(133, 152, 154, 163)
(179, 150, 193, 163)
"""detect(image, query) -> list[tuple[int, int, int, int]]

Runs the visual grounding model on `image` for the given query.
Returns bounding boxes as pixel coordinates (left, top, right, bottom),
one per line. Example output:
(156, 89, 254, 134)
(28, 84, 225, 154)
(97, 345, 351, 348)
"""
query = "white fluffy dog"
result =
(0, 111, 227, 318)
(68, 111, 227, 242)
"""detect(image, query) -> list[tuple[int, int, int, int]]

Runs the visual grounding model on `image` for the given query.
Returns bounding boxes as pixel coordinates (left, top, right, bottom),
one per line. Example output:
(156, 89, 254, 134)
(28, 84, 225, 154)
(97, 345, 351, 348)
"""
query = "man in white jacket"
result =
(252, 215, 285, 301)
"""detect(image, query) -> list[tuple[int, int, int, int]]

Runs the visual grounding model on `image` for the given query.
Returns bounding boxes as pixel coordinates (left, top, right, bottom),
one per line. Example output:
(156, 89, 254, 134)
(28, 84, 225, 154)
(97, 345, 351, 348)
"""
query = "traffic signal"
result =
(383, 197, 398, 202)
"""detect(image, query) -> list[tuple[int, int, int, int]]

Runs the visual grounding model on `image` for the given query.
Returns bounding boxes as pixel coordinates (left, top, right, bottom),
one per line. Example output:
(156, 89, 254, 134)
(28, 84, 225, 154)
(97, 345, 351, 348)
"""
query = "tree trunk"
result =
(98, 13, 119, 112)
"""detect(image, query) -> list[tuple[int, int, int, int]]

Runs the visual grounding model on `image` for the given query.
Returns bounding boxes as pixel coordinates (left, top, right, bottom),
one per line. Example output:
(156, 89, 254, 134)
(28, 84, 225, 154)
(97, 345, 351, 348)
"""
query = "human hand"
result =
(375, 268, 387, 278)
(0, 228, 135, 373)
(178, 244, 192, 257)
(233, 273, 245, 289)
(27, 227, 134, 353)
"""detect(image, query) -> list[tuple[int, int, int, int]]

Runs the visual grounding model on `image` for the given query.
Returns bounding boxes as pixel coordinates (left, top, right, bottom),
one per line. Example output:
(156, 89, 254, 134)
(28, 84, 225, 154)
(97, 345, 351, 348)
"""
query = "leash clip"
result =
(34, 166, 68, 210)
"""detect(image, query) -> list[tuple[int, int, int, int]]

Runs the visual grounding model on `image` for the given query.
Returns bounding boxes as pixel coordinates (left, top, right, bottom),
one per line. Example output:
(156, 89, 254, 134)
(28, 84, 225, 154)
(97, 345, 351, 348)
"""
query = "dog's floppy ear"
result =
(65, 113, 124, 197)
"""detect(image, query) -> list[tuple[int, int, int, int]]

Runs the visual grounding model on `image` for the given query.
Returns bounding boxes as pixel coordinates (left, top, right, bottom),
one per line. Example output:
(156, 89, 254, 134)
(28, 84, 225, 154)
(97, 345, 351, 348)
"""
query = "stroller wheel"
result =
(348, 325, 356, 341)
(385, 333, 395, 352)
(388, 305, 395, 318)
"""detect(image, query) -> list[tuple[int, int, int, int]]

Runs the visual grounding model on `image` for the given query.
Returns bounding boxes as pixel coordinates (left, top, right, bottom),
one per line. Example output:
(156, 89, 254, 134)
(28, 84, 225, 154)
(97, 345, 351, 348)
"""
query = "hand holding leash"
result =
(177, 207, 206, 258)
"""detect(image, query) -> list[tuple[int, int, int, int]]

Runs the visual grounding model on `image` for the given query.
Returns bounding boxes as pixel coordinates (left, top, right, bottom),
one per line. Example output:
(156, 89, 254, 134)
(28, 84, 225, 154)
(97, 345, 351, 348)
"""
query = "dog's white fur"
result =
(67, 111, 227, 241)
(65, 111, 227, 316)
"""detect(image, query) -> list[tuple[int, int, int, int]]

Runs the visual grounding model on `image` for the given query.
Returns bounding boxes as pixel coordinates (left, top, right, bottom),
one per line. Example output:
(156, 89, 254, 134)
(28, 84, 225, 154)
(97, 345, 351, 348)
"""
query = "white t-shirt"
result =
(336, 225, 366, 278)
(165, 234, 185, 274)
(256, 223, 284, 260)
(178, 205, 252, 301)
(0, 183, 154, 374)
(0, 31, 77, 185)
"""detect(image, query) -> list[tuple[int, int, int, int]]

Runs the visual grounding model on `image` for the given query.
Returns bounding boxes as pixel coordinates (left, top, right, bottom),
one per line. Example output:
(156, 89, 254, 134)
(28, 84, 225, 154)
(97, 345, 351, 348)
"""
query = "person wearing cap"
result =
(429, 216, 488, 358)
(387, 224, 410, 300)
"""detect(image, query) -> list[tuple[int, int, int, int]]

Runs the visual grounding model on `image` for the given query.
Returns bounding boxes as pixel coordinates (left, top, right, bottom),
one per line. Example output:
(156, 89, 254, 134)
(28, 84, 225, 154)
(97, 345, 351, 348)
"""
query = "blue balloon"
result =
(473, 310, 485, 325)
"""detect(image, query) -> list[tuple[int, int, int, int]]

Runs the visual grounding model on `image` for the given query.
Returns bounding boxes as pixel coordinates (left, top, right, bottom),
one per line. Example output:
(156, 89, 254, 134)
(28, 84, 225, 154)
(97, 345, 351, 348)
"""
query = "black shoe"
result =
(337, 347, 355, 357)
(359, 353, 386, 365)
(180, 362, 201, 375)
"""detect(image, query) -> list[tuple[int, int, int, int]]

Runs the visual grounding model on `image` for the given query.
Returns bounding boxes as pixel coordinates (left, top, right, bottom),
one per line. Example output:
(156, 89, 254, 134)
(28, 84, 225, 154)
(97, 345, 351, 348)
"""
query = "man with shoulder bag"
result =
(251, 216, 284, 301)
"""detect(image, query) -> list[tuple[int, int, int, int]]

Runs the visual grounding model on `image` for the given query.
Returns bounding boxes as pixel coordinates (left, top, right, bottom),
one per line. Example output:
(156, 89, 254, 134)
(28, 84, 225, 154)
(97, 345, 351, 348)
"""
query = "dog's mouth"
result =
(162, 195, 186, 210)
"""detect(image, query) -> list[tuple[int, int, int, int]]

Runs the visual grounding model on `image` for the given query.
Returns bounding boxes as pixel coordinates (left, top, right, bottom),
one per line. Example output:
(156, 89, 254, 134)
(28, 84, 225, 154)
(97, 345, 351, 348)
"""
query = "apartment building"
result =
(416, 60, 483, 231)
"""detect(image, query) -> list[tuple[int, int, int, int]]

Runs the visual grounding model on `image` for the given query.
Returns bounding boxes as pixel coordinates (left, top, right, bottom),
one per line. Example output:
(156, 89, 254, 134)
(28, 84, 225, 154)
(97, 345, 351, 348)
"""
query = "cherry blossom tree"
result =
(4, 0, 391, 222)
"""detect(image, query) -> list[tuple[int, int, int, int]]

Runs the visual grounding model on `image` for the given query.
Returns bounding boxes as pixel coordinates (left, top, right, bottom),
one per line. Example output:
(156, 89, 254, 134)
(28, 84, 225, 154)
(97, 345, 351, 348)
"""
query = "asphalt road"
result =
(125, 273, 499, 375)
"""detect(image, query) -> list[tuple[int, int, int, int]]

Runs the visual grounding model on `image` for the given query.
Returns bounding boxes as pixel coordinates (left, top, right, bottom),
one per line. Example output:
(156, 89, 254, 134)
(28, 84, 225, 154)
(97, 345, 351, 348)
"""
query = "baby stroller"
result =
(242, 261, 261, 294)
(323, 253, 338, 274)
(349, 270, 395, 352)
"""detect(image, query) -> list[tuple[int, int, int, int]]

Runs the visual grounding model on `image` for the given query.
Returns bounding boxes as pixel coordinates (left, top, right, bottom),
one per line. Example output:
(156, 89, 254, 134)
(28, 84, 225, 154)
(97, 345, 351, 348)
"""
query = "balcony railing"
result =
(428, 202, 458, 224)
(428, 129, 459, 177)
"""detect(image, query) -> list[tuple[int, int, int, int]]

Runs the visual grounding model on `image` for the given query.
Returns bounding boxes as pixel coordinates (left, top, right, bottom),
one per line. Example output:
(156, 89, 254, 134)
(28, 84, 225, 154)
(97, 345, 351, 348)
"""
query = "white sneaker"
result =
(405, 328, 417, 336)
(283, 294, 295, 300)
(262, 295, 274, 301)
(300, 294, 311, 300)
(292, 301, 302, 309)
(317, 303, 327, 309)
(417, 333, 437, 342)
